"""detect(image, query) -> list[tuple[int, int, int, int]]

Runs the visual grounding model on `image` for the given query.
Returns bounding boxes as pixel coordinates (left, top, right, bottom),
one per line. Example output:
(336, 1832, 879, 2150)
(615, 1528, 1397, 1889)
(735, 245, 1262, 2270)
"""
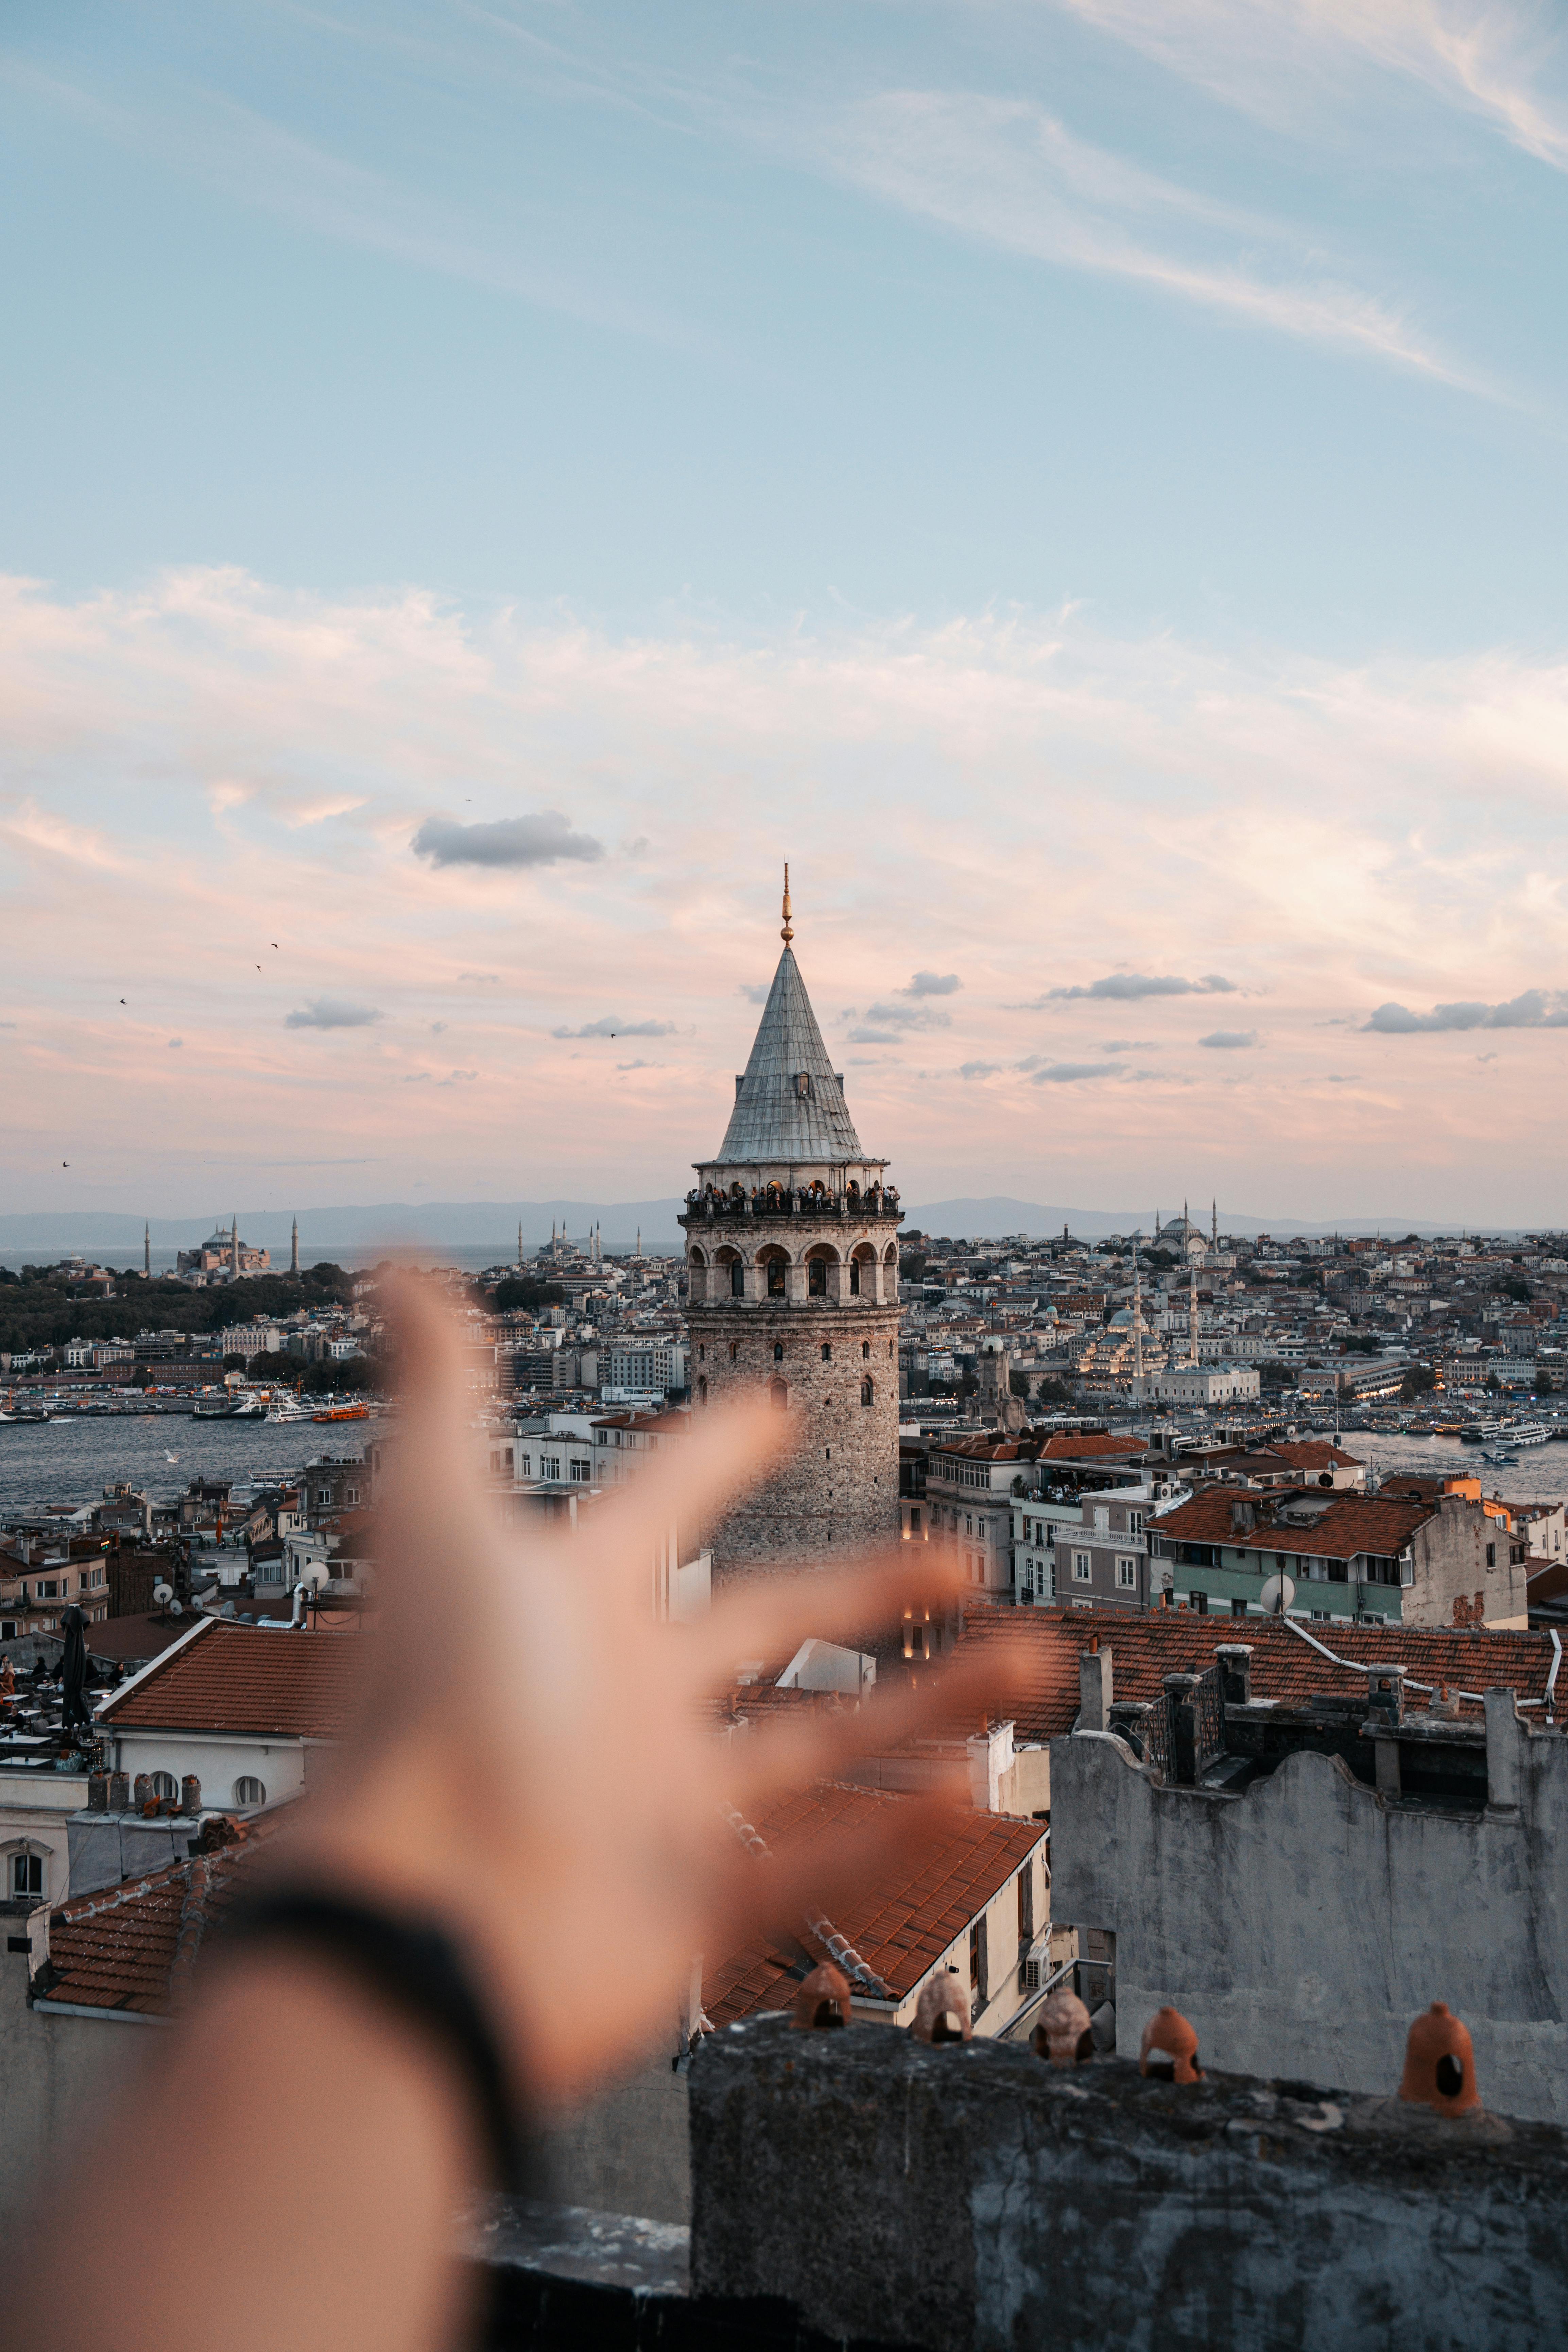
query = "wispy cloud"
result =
(1027, 1058, 1126, 1082)
(1199, 1027, 1261, 1047)
(1054, 0, 1568, 172)
(862, 998, 952, 1030)
(413, 812, 605, 869)
(901, 970, 962, 996)
(284, 997, 382, 1030)
(552, 1016, 677, 1039)
(1365, 988, 1568, 1031)
(829, 90, 1471, 382)
(1043, 971, 1237, 1002)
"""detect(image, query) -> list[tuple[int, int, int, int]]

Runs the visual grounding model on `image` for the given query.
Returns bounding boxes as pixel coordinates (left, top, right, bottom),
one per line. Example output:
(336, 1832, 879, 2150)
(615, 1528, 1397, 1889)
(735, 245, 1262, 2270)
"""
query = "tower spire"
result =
(780, 861, 793, 946)
(290, 1216, 299, 1277)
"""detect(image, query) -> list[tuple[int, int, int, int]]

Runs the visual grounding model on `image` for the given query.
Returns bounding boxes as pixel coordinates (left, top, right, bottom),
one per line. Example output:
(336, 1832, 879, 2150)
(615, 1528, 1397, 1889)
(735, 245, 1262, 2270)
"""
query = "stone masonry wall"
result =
(687, 1293, 901, 1581)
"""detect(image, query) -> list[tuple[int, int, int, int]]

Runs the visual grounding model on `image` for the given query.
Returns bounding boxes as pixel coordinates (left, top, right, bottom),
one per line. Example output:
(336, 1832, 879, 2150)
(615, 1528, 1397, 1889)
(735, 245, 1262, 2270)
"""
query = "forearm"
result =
(20, 1954, 482, 2352)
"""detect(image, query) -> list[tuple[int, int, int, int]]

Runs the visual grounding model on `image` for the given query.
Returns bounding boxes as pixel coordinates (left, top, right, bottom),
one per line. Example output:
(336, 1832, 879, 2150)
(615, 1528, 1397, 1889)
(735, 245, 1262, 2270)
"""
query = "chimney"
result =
(1485, 1687, 1522, 1815)
(108, 1770, 129, 1810)
(1363, 1666, 1406, 1729)
(1215, 1643, 1253, 1706)
(180, 1773, 202, 1817)
(1079, 1646, 1114, 1732)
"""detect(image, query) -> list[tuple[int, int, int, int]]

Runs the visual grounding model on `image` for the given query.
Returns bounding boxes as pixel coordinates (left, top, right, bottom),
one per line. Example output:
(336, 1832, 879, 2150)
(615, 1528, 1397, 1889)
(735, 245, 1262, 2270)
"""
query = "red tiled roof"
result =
(1267, 1441, 1363, 1470)
(42, 1829, 272, 2015)
(1155, 1488, 1434, 1562)
(703, 1782, 1043, 2026)
(1040, 1433, 1147, 1460)
(948, 1603, 1557, 1734)
(99, 1619, 363, 1738)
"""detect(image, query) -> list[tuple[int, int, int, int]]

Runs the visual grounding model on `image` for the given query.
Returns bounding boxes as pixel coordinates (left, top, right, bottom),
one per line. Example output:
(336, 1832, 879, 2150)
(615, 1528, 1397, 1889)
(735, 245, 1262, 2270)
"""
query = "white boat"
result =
(1506, 1421, 1548, 1446)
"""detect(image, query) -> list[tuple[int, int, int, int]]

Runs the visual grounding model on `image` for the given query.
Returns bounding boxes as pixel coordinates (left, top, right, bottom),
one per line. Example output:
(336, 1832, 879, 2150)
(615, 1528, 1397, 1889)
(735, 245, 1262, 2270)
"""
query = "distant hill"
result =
(902, 1198, 1476, 1242)
(0, 1195, 1503, 1261)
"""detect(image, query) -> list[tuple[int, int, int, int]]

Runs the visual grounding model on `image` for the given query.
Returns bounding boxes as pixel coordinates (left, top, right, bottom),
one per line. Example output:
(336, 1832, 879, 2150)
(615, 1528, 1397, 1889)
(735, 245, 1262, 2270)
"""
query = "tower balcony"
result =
(680, 1182, 902, 1227)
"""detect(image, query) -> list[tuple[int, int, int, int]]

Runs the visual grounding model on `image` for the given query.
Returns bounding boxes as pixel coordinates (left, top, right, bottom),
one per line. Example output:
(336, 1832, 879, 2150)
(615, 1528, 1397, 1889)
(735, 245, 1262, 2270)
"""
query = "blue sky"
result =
(5, 2, 1568, 1223)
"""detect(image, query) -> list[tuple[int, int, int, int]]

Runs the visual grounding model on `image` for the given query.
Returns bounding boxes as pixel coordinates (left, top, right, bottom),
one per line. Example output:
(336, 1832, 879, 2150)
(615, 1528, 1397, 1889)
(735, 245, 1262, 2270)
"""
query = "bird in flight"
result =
(164, 1449, 179, 1463)
(61, 1160, 69, 1167)
(119, 998, 126, 1005)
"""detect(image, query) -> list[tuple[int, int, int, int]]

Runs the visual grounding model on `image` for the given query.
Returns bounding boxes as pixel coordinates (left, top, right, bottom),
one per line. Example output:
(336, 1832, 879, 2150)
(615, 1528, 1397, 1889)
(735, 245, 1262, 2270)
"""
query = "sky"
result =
(4, 0, 1568, 1227)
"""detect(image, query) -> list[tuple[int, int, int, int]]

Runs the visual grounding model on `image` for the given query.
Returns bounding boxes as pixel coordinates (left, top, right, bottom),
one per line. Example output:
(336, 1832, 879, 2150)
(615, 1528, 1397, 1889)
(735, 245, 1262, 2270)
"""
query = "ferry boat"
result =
(313, 1402, 370, 1423)
(1507, 1421, 1549, 1447)
(1460, 1418, 1502, 1443)
(192, 1393, 266, 1420)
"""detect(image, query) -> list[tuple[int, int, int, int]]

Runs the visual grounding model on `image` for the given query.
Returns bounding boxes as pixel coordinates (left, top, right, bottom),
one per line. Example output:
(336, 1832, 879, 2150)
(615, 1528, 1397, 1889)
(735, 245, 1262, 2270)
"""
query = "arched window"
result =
(821, 1342, 832, 1362)
(773, 1342, 784, 1363)
(233, 1776, 266, 1807)
(697, 1344, 706, 1362)
(697, 1375, 708, 1406)
(808, 1256, 827, 1296)
(861, 1377, 875, 1407)
(769, 1378, 788, 1410)
(689, 1247, 707, 1268)
(766, 1256, 786, 1297)
(731, 1259, 745, 1297)
(729, 1342, 738, 1362)
(849, 1258, 861, 1296)
(151, 1771, 178, 1802)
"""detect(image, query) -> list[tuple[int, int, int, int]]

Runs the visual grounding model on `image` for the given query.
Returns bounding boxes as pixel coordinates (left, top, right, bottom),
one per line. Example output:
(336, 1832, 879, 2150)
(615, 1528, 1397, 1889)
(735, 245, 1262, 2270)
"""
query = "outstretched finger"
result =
(682, 1549, 964, 1692)
(716, 1649, 1021, 1814)
(575, 1395, 791, 1600)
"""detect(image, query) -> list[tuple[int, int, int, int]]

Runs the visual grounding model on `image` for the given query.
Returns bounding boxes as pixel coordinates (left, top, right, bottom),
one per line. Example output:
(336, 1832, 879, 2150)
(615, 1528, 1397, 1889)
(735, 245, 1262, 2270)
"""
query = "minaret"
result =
(517, 1220, 523, 1267)
(1212, 1198, 1218, 1247)
(143, 1221, 150, 1278)
(231, 1216, 240, 1279)
(635, 1225, 642, 1260)
(290, 1217, 299, 1276)
(1132, 1235, 1144, 1383)
(1189, 1262, 1200, 1367)
(680, 871, 902, 1586)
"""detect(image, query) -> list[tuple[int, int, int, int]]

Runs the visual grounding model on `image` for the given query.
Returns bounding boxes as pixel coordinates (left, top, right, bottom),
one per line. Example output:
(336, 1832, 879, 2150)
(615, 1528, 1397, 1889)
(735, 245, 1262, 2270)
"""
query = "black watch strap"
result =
(221, 1887, 536, 2197)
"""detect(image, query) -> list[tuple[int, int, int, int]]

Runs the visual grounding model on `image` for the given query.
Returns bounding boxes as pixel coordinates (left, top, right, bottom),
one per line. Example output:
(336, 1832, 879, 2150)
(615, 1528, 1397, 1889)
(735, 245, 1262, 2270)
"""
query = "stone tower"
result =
(680, 875, 903, 1586)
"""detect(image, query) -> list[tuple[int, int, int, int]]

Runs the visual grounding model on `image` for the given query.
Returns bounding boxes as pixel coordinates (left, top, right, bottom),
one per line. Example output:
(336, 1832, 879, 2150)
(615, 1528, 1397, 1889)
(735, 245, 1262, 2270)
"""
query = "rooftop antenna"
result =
(781, 862, 794, 946)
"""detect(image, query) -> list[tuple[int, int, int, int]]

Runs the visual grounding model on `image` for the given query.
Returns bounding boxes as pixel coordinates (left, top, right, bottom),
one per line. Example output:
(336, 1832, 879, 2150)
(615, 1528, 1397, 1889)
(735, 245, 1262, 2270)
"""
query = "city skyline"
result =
(5, 4, 1568, 1220)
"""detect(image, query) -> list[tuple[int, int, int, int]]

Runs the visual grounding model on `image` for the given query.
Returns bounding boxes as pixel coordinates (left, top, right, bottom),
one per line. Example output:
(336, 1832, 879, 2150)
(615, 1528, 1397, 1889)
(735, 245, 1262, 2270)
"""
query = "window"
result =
(517, 1455, 532, 1478)
(1129, 1511, 1144, 1535)
(345, 1487, 360, 1507)
(1192, 1591, 1209, 1616)
(821, 1343, 832, 1362)
(860, 1377, 874, 1406)
(233, 1776, 266, 1807)
(1117, 1558, 1137, 1589)
(969, 1914, 988, 2002)
(151, 1772, 178, 1802)
(808, 1257, 827, 1296)
(1486, 1542, 1497, 1568)
(570, 1459, 589, 1482)
(10, 1853, 43, 1901)
(849, 1259, 861, 1296)
(542, 1457, 561, 1480)
(861, 1340, 871, 1360)
(729, 1342, 737, 1361)
(1072, 1551, 1092, 1582)
(730, 1260, 745, 1298)
(316, 1488, 331, 1508)
(766, 1257, 786, 1297)
(1231, 1598, 1250, 1619)
(1017, 1862, 1034, 1948)
(697, 1375, 708, 1405)
(773, 1342, 784, 1363)
(769, 1378, 788, 1410)
(910, 1508, 922, 1533)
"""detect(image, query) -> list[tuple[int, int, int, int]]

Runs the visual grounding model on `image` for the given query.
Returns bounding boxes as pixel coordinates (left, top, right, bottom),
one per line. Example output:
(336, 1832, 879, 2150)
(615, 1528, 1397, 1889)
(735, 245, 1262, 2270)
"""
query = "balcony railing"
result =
(681, 1185, 902, 1223)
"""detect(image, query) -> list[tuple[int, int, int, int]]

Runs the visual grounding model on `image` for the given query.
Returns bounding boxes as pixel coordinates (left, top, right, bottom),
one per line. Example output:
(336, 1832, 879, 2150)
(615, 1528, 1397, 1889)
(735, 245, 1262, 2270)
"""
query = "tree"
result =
(222, 1352, 246, 1371)
(1009, 1370, 1030, 1397)
(1485, 1373, 1502, 1394)
(1033, 1376, 1078, 1409)
(485, 1277, 566, 1314)
(1400, 1364, 1437, 1401)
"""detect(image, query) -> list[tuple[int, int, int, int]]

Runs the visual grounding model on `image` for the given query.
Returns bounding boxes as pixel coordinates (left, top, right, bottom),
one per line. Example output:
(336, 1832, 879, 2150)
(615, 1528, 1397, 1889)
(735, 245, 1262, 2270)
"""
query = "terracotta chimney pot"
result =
(792, 1962, 852, 2031)
(1032, 1987, 1094, 2068)
(1140, 2005, 1204, 2083)
(911, 1973, 972, 2044)
(1399, 2002, 1482, 2116)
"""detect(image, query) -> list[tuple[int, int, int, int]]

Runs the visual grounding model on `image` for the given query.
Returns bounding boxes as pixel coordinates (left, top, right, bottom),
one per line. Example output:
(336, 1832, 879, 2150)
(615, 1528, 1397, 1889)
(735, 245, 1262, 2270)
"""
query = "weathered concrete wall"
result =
(1411, 1492, 1529, 1627)
(0, 1946, 153, 2226)
(689, 2016, 1568, 2352)
(532, 2057, 690, 2226)
(1049, 1712, 1568, 2123)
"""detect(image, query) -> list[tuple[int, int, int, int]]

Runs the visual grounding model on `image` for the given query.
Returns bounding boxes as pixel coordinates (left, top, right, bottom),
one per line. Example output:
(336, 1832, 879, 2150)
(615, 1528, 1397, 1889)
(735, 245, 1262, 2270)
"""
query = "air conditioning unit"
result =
(1017, 1939, 1054, 1995)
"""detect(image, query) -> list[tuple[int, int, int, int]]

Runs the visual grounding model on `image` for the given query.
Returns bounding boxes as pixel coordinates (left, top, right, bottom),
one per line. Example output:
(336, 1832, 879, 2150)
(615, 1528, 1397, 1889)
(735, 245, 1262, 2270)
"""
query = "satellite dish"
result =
(152, 1581, 173, 1606)
(168, 1599, 183, 1617)
(1259, 1573, 1295, 1615)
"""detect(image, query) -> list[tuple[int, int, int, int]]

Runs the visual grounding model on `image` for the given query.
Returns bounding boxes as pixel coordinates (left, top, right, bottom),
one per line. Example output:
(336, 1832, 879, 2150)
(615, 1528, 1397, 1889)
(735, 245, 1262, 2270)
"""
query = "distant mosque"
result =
(1153, 1199, 1220, 1257)
(176, 1217, 277, 1280)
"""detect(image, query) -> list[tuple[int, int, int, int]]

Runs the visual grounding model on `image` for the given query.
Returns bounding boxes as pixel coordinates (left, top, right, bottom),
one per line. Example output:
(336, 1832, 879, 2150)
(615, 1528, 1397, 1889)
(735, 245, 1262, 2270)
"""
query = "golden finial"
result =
(781, 861, 794, 945)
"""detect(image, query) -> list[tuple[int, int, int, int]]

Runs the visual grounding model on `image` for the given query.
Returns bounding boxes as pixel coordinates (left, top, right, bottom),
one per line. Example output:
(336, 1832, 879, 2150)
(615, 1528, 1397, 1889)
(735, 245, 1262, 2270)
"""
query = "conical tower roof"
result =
(712, 946, 865, 1164)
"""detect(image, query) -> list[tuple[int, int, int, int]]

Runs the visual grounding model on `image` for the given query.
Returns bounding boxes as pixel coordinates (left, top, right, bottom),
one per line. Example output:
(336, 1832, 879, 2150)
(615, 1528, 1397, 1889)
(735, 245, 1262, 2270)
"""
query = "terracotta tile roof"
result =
(703, 1782, 1043, 2027)
(948, 1603, 1558, 1734)
(1267, 1441, 1363, 1470)
(1040, 1433, 1148, 1460)
(41, 1829, 272, 2015)
(1155, 1488, 1434, 1562)
(99, 1619, 363, 1739)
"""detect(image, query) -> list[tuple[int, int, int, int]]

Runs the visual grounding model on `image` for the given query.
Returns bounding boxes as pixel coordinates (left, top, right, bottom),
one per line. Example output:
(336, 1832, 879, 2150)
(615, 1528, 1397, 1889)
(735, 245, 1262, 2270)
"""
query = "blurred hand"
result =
(289, 1281, 984, 2102)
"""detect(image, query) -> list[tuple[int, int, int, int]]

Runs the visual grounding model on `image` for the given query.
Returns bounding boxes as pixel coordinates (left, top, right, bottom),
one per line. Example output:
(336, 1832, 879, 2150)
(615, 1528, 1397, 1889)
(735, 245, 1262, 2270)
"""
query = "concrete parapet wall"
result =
(687, 2016, 1568, 2352)
(1049, 1711, 1568, 2124)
